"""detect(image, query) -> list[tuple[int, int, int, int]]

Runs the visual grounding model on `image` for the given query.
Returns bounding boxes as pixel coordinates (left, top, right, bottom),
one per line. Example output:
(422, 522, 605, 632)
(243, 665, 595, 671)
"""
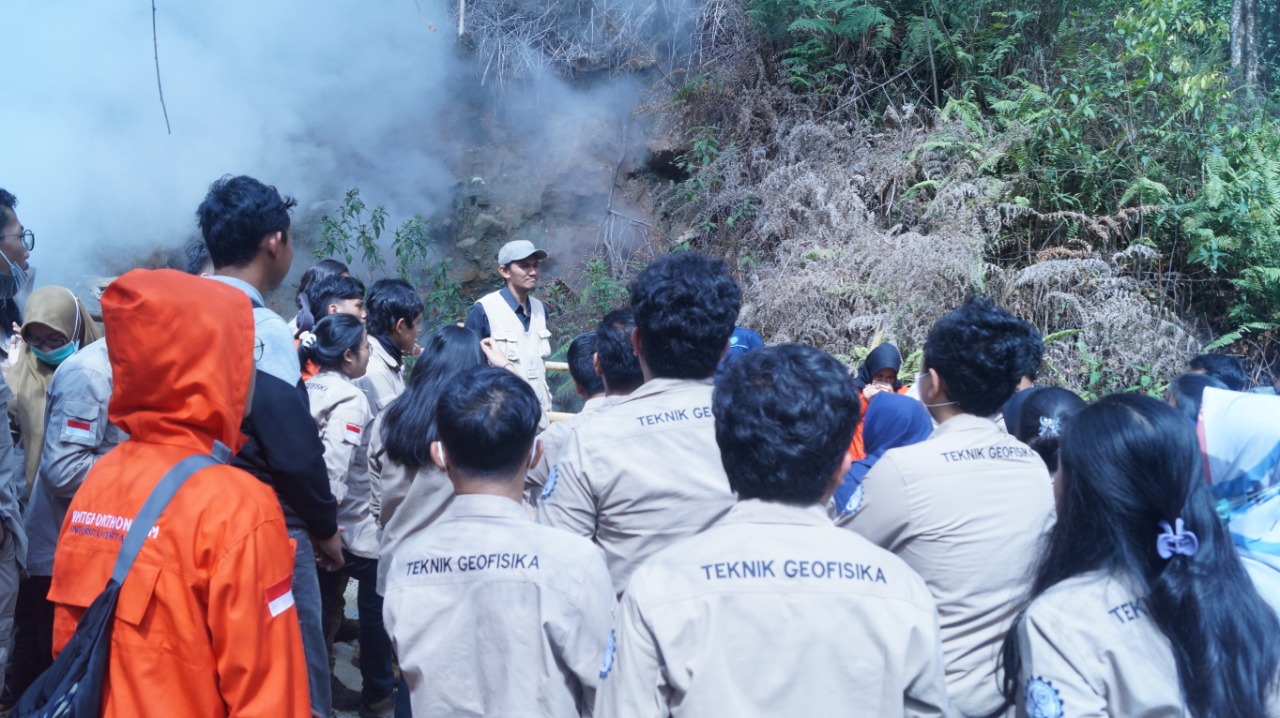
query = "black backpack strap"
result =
(109, 440, 233, 584)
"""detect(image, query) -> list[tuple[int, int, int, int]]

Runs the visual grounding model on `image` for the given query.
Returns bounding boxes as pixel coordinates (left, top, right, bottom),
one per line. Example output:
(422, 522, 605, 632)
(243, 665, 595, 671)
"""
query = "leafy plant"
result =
(313, 186, 467, 331)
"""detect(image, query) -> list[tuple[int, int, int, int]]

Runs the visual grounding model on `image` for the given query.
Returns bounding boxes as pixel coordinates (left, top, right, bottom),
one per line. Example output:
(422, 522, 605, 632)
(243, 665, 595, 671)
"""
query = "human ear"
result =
(529, 438, 543, 471)
(821, 453, 854, 504)
(431, 441, 448, 471)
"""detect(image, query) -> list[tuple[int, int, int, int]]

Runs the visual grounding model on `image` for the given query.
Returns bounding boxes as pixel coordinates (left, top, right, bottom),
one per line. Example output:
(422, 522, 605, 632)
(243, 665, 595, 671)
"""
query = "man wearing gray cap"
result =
(464, 240, 553, 412)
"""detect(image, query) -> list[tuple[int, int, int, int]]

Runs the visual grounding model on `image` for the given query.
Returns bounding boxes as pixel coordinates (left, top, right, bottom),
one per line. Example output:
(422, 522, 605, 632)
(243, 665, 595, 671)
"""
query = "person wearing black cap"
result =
(464, 240, 552, 412)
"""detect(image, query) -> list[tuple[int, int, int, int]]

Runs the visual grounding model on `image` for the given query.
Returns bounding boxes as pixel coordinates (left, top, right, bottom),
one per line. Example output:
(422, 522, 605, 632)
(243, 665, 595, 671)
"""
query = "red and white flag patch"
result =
(344, 423, 362, 443)
(64, 418, 94, 440)
(266, 577, 295, 618)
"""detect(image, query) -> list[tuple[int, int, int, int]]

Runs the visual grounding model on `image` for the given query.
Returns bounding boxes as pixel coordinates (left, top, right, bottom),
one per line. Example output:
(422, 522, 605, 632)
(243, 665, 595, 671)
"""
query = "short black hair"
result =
(1189, 353, 1248, 391)
(296, 259, 349, 310)
(0, 189, 16, 225)
(197, 175, 297, 269)
(595, 308, 644, 393)
(923, 297, 1041, 416)
(366, 278, 423, 336)
(307, 275, 366, 314)
(1013, 323, 1044, 381)
(567, 332, 605, 396)
(182, 240, 212, 275)
(1165, 372, 1228, 423)
(714, 344, 860, 504)
(630, 252, 740, 379)
(436, 366, 541, 479)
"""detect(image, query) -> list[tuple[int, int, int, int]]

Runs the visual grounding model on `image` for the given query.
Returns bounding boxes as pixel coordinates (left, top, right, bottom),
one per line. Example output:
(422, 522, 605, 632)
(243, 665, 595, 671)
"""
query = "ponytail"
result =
(299, 313, 365, 371)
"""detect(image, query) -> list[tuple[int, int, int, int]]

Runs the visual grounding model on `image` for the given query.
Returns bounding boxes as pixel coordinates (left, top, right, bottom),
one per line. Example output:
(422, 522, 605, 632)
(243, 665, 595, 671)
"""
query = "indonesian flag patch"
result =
(266, 576, 295, 618)
(64, 418, 94, 440)
(344, 423, 362, 444)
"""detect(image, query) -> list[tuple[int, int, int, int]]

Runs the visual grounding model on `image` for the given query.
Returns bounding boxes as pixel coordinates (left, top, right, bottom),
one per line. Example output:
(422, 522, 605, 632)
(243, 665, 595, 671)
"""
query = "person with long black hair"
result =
(300, 313, 397, 717)
(370, 325, 499, 596)
(998, 394, 1280, 718)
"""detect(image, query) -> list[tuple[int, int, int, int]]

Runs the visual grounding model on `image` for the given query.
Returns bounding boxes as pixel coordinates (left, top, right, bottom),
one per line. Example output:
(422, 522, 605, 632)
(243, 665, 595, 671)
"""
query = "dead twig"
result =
(151, 0, 171, 135)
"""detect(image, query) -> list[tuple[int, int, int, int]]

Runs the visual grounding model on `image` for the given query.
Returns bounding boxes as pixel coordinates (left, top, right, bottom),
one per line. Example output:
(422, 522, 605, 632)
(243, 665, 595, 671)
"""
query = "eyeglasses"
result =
(26, 332, 68, 352)
(0, 229, 34, 251)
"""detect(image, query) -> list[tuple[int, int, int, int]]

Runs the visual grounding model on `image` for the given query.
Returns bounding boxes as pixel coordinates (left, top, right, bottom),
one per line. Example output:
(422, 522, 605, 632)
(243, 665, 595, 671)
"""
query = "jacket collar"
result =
(369, 334, 401, 371)
(207, 275, 266, 308)
(617, 376, 713, 406)
(930, 412, 999, 440)
(720, 498, 832, 527)
(447, 494, 529, 521)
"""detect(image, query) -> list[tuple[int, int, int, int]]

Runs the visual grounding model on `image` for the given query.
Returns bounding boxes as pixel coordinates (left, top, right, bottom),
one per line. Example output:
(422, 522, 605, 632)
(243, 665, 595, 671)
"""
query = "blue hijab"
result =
(833, 393, 933, 516)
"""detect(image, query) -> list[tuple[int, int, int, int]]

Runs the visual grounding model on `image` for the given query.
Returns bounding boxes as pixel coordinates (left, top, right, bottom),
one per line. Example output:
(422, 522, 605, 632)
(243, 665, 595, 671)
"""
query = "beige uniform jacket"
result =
(368, 414, 455, 594)
(595, 500, 951, 718)
(306, 370, 378, 558)
(354, 336, 404, 415)
(1015, 570, 1280, 717)
(383, 494, 616, 718)
(536, 377, 736, 595)
(843, 413, 1055, 716)
(525, 395, 619, 511)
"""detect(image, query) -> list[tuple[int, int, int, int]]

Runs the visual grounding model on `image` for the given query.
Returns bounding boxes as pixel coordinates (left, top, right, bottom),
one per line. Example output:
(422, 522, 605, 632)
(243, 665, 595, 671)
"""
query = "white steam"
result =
(3, 0, 696, 295)
(3, 0, 459, 289)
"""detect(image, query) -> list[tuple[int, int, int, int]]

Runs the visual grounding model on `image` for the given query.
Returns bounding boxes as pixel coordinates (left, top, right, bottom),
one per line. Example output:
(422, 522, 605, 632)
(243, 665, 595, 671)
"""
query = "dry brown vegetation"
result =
(640, 0, 1202, 393)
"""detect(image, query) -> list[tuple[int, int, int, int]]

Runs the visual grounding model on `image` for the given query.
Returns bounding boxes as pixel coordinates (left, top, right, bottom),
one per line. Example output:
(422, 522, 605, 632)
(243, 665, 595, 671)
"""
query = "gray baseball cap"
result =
(498, 240, 548, 266)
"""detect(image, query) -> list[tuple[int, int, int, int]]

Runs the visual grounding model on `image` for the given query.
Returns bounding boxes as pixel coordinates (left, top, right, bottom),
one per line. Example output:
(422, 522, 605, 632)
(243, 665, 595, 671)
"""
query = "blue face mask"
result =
(0, 247, 27, 299)
(32, 339, 78, 367)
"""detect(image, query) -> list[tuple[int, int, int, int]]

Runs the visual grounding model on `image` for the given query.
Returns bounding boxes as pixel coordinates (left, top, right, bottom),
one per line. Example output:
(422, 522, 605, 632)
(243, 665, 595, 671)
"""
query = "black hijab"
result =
(854, 343, 904, 392)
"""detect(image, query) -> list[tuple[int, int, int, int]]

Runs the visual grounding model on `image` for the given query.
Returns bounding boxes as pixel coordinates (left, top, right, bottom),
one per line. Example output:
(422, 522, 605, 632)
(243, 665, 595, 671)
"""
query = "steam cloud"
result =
(0, 1, 593, 290)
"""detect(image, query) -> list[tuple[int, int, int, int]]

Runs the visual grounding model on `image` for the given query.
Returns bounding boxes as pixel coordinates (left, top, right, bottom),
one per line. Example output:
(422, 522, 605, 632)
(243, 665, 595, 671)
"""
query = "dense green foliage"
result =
(742, 0, 1280, 348)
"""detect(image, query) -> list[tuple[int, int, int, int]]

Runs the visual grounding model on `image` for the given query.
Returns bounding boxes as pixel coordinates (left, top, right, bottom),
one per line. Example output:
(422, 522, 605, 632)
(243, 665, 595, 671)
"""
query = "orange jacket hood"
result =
(102, 269, 254, 454)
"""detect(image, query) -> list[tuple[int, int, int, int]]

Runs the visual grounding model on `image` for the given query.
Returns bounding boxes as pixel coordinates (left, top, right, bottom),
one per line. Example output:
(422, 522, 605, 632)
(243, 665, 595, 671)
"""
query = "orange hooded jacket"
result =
(47, 269, 309, 718)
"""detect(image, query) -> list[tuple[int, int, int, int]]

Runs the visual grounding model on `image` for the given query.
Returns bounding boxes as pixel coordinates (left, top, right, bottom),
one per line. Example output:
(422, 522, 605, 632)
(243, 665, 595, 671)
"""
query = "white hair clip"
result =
(1038, 415, 1061, 438)
(299, 331, 318, 348)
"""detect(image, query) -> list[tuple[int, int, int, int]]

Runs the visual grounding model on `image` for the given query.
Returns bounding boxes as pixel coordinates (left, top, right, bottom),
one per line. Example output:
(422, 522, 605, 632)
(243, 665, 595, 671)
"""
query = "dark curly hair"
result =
(714, 344, 860, 504)
(630, 252, 740, 379)
(923, 296, 1042, 417)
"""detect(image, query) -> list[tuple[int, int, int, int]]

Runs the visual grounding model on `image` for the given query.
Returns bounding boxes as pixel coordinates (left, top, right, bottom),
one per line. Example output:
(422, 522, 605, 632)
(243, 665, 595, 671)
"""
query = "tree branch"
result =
(152, 0, 172, 134)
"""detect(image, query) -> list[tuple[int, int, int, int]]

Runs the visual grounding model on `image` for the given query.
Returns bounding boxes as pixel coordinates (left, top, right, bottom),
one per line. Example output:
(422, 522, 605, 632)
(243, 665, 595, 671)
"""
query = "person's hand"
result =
(862, 382, 890, 400)
(410, 342, 423, 357)
(7, 323, 22, 355)
(313, 530, 345, 572)
(480, 337, 510, 368)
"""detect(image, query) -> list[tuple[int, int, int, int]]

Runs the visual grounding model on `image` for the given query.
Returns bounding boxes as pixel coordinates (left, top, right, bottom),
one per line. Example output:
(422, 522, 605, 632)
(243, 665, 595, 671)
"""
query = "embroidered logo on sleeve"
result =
(540, 466, 559, 500)
(842, 484, 865, 516)
(266, 577, 295, 618)
(344, 423, 363, 444)
(64, 418, 95, 441)
(1025, 676, 1064, 718)
(598, 629, 617, 678)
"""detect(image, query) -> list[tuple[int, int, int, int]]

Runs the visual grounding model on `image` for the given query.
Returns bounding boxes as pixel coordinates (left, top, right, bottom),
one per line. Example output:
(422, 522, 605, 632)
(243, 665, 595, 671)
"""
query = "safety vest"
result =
(477, 291, 552, 411)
